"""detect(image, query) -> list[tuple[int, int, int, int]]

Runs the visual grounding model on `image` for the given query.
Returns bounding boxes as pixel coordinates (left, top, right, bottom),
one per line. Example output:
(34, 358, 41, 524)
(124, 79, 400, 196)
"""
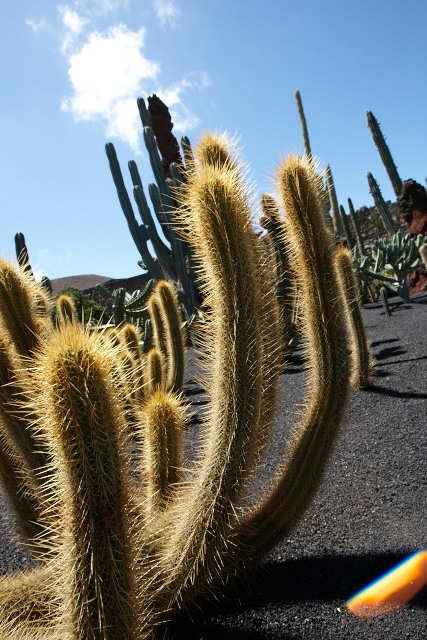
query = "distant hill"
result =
(49, 274, 112, 297)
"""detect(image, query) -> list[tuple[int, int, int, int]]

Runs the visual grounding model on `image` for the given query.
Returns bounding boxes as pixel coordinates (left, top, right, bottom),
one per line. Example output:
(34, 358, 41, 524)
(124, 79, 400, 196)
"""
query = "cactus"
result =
(294, 90, 312, 161)
(148, 280, 185, 394)
(95, 279, 155, 328)
(106, 97, 197, 318)
(259, 194, 299, 359)
(364, 232, 425, 301)
(55, 293, 76, 326)
(366, 110, 403, 197)
(367, 172, 398, 238)
(339, 204, 355, 249)
(0, 136, 352, 639)
(380, 286, 392, 316)
(348, 198, 366, 256)
(14, 232, 52, 294)
(325, 165, 344, 238)
(139, 388, 187, 515)
(334, 247, 374, 388)
(144, 347, 166, 394)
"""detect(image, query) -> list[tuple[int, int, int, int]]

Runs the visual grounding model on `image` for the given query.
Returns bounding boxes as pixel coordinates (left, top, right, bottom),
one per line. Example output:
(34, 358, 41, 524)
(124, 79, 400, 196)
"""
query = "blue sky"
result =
(1, 0, 426, 281)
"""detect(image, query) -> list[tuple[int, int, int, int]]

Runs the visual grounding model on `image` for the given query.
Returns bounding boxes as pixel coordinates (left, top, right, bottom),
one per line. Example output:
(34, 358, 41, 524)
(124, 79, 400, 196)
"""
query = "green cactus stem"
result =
(367, 172, 398, 238)
(339, 204, 355, 249)
(294, 90, 312, 161)
(348, 198, 366, 256)
(366, 110, 403, 197)
(334, 247, 374, 388)
(325, 165, 344, 238)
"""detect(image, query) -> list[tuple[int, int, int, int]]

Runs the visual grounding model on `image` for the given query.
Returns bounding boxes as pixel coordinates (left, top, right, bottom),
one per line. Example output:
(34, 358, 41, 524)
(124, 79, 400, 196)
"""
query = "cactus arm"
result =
(230, 155, 350, 561)
(334, 248, 374, 388)
(366, 110, 403, 197)
(367, 172, 398, 238)
(151, 281, 185, 393)
(14, 232, 33, 275)
(294, 90, 312, 161)
(151, 155, 267, 612)
(137, 96, 151, 128)
(139, 389, 186, 515)
(105, 143, 164, 280)
(31, 326, 140, 639)
(95, 282, 114, 299)
(181, 136, 194, 172)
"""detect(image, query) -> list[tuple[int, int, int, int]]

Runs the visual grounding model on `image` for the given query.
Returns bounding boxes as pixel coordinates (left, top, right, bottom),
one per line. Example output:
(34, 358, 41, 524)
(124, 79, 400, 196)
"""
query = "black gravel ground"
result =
(0, 293, 425, 639)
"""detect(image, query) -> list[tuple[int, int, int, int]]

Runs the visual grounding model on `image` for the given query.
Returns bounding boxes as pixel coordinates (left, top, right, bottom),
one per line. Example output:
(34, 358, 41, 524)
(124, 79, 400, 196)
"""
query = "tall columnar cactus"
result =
(334, 247, 374, 388)
(106, 97, 197, 318)
(325, 165, 344, 238)
(294, 90, 312, 161)
(339, 204, 355, 249)
(366, 110, 403, 197)
(367, 172, 398, 238)
(0, 135, 352, 639)
(348, 197, 366, 256)
(14, 232, 52, 293)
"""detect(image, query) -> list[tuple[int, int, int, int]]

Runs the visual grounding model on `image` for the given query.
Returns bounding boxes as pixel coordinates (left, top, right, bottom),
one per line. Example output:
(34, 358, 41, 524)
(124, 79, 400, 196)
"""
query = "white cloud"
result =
(61, 24, 160, 150)
(26, 18, 48, 33)
(153, 0, 180, 27)
(59, 5, 89, 52)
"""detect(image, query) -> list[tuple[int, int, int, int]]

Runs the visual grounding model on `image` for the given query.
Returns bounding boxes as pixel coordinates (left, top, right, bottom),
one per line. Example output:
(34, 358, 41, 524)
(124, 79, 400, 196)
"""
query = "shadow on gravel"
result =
(374, 345, 406, 360)
(166, 552, 426, 639)
(363, 383, 427, 400)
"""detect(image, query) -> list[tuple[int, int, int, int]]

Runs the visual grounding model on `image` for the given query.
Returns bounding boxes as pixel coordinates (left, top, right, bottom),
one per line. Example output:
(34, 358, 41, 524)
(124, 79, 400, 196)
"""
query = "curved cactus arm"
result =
(229, 155, 350, 563)
(149, 153, 269, 616)
(95, 282, 114, 299)
(125, 280, 156, 311)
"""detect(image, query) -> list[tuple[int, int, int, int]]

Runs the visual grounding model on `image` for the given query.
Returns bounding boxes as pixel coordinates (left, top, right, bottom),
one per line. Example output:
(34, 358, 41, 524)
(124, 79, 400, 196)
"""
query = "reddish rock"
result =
(397, 179, 427, 235)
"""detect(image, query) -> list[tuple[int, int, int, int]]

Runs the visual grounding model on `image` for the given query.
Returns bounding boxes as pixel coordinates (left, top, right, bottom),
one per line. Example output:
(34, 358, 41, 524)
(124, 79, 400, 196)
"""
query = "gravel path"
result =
(0, 293, 425, 639)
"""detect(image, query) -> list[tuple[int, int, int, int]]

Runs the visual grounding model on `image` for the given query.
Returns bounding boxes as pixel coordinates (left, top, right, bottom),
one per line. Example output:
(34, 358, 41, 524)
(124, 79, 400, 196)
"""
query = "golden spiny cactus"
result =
(0, 137, 353, 639)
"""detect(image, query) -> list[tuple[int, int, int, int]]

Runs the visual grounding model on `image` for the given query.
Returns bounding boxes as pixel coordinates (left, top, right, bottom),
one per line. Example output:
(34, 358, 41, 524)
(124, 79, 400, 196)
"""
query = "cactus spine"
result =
(366, 110, 403, 197)
(334, 247, 374, 388)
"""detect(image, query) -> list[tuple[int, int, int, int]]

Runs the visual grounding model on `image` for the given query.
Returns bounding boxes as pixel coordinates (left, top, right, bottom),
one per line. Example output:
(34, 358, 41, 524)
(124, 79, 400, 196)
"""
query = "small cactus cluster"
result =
(0, 132, 377, 639)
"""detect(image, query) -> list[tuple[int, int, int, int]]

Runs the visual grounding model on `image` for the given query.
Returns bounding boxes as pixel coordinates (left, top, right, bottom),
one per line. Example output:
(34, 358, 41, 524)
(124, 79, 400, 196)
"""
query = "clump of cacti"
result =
(106, 97, 197, 318)
(0, 134, 353, 639)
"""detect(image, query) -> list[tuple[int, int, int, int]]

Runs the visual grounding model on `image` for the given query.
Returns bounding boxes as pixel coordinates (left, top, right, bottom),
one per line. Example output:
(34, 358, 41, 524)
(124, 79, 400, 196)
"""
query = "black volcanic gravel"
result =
(1, 293, 426, 639)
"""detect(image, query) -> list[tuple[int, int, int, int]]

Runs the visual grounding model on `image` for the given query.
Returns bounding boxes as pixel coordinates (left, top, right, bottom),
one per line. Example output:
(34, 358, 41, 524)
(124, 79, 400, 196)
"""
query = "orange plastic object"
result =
(347, 550, 427, 618)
